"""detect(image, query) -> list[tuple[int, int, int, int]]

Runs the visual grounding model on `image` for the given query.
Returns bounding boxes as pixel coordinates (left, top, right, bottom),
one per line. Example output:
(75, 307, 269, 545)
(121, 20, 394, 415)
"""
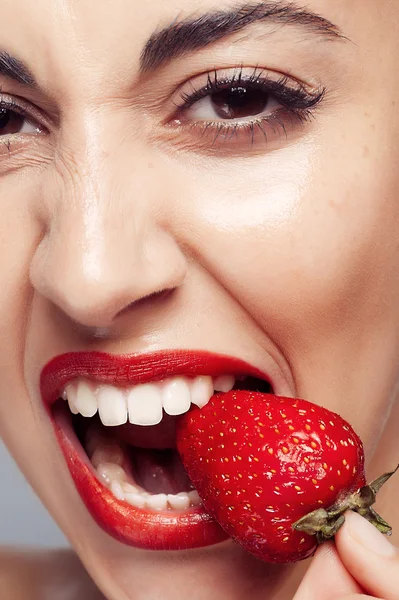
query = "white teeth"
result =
(68, 397, 79, 414)
(122, 482, 141, 494)
(188, 490, 202, 506)
(90, 435, 202, 511)
(146, 493, 168, 511)
(65, 384, 79, 414)
(167, 492, 191, 510)
(110, 480, 125, 501)
(125, 492, 146, 508)
(213, 375, 235, 392)
(96, 462, 127, 486)
(191, 375, 214, 408)
(127, 383, 163, 426)
(162, 377, 191, 416)
(98, 386, 128, 426)
(74, 381, 98, 418)
(63, 373, 237, 425)
(96, 460, 200, 511)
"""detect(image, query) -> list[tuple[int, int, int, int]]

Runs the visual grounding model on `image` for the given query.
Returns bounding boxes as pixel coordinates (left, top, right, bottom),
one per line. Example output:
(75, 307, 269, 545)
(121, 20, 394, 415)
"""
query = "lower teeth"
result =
(85, 425, 201, 512)
(96, 461, 201, 511)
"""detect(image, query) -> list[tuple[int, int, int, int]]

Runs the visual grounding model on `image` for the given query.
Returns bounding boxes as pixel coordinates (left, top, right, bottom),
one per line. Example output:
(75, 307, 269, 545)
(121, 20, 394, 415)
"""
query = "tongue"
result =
(131, 448, 195, 494)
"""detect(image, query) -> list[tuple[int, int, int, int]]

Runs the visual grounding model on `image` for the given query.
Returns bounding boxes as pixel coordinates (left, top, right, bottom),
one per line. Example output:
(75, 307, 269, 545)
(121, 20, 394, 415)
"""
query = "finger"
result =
(294, 541, 363, 600)
(335, 510, 399, 600)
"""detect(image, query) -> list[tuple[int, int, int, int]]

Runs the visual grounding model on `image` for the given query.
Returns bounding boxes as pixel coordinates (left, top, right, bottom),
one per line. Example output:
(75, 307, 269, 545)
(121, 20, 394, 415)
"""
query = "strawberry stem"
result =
(292, 464, 399, 543)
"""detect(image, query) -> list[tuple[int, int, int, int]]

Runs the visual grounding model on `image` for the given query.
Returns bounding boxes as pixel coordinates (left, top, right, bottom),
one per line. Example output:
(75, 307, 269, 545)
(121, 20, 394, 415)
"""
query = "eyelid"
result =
(0, 90, 50, 132)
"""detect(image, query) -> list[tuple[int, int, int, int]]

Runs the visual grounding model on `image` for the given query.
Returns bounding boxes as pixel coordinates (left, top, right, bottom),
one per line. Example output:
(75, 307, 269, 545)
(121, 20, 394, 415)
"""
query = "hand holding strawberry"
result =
(294, 510, 399, 599)
(176, 391, 398, 564)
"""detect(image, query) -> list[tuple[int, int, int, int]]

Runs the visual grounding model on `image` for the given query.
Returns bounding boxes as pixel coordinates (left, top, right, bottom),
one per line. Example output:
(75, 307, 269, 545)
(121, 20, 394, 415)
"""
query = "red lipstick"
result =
(41, 349, 270, 551)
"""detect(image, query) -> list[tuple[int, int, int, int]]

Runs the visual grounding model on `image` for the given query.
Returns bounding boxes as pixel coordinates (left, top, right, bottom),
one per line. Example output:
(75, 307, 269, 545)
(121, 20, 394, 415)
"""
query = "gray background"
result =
(0, 440, 68, 547)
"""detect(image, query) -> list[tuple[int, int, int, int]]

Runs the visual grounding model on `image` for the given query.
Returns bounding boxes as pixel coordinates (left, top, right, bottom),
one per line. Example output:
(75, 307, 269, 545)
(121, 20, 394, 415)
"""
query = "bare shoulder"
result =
(0, 546, 105, 600)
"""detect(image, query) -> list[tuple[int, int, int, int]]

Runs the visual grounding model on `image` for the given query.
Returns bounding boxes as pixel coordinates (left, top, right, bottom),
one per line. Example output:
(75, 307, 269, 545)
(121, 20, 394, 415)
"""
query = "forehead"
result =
(0, 0, 391, 95)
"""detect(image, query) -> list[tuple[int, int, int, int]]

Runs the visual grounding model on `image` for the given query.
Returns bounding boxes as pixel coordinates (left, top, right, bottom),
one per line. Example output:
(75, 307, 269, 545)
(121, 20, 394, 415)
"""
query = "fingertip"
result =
(336, 510, 396, 558)
(335, 510, 399, 598)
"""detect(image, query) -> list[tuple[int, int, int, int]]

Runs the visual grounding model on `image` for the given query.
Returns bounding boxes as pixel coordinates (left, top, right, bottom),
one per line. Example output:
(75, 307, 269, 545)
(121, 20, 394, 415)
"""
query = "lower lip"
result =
(53, 405, 228, 550)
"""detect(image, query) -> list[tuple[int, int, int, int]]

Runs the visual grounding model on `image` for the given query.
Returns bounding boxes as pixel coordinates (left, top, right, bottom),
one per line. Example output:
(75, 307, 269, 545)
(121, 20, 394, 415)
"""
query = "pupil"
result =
(212, 87, 268, 120)
(0, 108, 11, 129)
(0, 108, 25, 135)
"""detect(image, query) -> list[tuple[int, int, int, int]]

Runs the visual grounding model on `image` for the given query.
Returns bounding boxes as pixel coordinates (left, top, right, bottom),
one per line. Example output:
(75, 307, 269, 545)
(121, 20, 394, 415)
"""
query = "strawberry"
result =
(176, 391, 397, 564)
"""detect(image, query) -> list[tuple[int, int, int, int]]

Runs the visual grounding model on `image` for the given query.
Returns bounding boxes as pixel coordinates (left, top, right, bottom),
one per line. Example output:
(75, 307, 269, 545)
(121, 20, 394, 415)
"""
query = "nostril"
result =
(36, 281, 176, 332)
(30, 214, 187, 330)
(115, 287, 174, 318)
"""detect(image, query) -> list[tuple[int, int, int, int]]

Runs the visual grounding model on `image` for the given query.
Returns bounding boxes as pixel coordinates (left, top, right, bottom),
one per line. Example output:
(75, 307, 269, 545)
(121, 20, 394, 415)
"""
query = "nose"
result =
(30, 152, 187, 330)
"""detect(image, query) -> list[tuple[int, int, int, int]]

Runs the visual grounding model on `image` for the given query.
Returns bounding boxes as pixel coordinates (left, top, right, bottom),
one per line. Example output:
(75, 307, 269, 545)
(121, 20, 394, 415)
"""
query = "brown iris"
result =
(0, 108, 26, 135)
(211, 86, 269, 120)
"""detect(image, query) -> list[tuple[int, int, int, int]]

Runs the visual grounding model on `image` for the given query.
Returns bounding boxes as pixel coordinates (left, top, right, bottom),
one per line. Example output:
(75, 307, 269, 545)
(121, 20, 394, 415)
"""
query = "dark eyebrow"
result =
(0, 50, 38, 88)
(140, 1, 344, 73)
(0, 2, 343, 90)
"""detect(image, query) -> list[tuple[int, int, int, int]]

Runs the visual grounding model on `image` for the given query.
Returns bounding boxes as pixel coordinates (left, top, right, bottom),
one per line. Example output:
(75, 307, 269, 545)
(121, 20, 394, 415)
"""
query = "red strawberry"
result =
(176, 391, 397, 564)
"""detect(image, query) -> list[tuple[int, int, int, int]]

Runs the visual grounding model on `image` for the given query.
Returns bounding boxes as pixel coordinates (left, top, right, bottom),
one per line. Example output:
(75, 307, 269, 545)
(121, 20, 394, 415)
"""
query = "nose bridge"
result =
(63, 140, 145, 280)
(30, 118, 186, 328)
(54, 124, 149, 279)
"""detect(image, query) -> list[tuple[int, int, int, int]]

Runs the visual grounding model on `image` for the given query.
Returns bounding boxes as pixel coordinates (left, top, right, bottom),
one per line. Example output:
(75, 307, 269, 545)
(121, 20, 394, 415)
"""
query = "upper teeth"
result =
(63, 374, 235, 426)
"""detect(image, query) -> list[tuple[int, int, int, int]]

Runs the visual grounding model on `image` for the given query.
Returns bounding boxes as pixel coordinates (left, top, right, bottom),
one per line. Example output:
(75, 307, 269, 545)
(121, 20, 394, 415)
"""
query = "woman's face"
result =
(1, 0, 399, 598)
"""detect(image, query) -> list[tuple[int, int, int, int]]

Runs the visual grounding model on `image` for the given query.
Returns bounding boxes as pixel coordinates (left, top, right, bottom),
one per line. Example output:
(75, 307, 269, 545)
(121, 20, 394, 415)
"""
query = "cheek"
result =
(0, 176, 65, 496)
(185, 138, 399, 433)
(183, 94, 399, 353)
(0, 177, 40, 448)
(188, 130, 399, 338)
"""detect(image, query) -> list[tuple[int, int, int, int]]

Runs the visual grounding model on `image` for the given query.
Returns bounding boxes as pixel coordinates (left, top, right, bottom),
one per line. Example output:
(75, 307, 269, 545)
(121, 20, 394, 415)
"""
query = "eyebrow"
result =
(140, 1, 344, 73)
(0, 1, 343, 90)
(0, 50, 37, 88)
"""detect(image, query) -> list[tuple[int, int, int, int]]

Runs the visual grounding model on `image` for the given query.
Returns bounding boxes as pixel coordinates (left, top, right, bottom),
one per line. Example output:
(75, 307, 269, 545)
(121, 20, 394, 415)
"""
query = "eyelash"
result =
(172, 67, 325, 148)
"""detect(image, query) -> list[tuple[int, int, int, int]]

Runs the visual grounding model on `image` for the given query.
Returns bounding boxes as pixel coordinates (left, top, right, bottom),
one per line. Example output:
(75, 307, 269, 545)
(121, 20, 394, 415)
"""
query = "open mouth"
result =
(41, 350, 273, 551)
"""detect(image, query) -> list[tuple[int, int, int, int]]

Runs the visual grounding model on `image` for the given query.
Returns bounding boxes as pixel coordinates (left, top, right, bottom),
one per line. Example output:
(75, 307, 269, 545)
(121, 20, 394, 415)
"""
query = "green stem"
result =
(292, 464, 399, 542)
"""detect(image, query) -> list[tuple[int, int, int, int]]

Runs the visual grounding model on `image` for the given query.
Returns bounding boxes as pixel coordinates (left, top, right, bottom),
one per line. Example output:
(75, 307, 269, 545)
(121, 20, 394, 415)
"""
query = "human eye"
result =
(168, 66, 325, 154)
(0, 90, 45, 153)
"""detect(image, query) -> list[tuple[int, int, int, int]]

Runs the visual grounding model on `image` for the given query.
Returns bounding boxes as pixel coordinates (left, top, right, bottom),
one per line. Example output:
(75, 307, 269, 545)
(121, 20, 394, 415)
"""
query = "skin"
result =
(0, 548, 105, 599)
(0, 0, 399, 598)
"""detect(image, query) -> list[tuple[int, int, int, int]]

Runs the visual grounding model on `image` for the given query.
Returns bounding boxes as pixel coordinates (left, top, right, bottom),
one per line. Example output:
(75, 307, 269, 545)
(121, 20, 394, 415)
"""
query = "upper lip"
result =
(40, 349, 272, 407)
